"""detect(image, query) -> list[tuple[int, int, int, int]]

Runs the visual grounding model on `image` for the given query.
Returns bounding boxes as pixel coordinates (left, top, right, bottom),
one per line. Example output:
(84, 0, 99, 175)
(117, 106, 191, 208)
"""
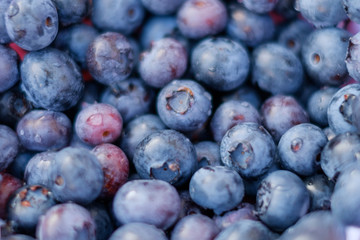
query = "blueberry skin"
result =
(139, 38, 188, 88)
(215, 219, 274, 240)
(277, 123, 328, 176)
(141, 0, 184, 15)
(112, 179, 181, 230)
(0, 45, 19, 93)
(91, 0, 144, 35)
(86, 32, 134, 87)
(20, 48, 84, 112)
(100, 78, 155, 123)
(133, 129, 197, 186)
(194, 141, 221, 168)
(189, 166, 245, 215)
(243, 0, 278, 13)
(343, 0, 360, 23)
(278, 19, 314, 56)
(191, 37, 250, 91)
(221, 85, 262, 110)
(109, 222, 167, 240)
(301, 27, 350, 86)
(49, 147, 104, 205)
(52, 0, 89, 26)
(4, 235, 36, 240)
(24, 151, 56, 188)
(177, 0, 228, 39)
(171, 214, 220, 240)
(120, 114, 166, 160)
(320, 132, 360, 180)
(227, 3, 275, 47)
(274, 0, 298, 19)
(307, 86, 338, 127)
(253, 43, 304, 95)
(8, 151, 34, 180)
(36, 202, 96, 240)
(5, 0, 58, 51)
(0, 0, 11, 44)
(86, 202, 114, 240)
(211, 100, 261, 143)
(256, 170, 310, 232)
(331, 164, 360, 226)
(54, 24, 99, 69)
(220, 123, 276, 178)
(346, 32, 360, 82)
(0, 88, 33, 128)
(279, 211, 346, 240)
(304, 174, 334, 211)
(261, 95, 309, 142)
(156, 80, 212, 132)
(296, 0, 347, 28)
(16, 110, 72, 152)
(140, 16, 178, 49)
(8, 185, 56, 233)
(0, 125, 19, 172)
(327, 83, 360, 134)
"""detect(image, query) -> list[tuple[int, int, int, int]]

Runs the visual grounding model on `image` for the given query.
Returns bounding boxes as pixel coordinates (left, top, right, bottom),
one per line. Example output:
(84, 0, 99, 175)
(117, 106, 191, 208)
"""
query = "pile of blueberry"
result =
(1, 0, 360, 239)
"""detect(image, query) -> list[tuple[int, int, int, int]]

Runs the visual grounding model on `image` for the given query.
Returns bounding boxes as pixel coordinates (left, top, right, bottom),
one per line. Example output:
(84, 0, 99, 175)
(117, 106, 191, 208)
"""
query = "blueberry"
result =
(343, 0, 360, 23)
(171, 214, 220, 240)
(307, 86, 338, 127)
(16, 110, 72, 152)
(141, 0, 184, 15)
(227, 3, 275, 47)
(327, 83, 360, 134)
(75, 103, 123, 146)
(8, 185, 56, 234)
(4, 235, 36, 240)
(112, 179, 181, 230)
(278, 19, 314, 56)
(86, 202, 114, 240)
(24, 151, 56, 188)
(36, 202, 96, 240)
(261, 95, 309, 142)
(49, 147, 104, 205)
(177, 0, 228, 39)
(86, 32, 134, 87)
(304, 174, 334, 211)
(5, 0, 58, 51)
(54, 24, 99, 69)
(277, 123, 328, 176)
(0, 0, 12, 44)
(221, 85, 262, 110)
(133, 129, 197, 186)
(296, 0, 347, 27)
(215, 219, 275, 240)
(0, 173, 22, 219)
(91, 143, 129, 198)
(191, 37, 250, 91)
(346, 32, 360, 82)
(91, 0, 144, 35)
(220, 122, 276, 178)
(20, 48, 84, 111)
(139, 38, 188, 88)
(320, 131, 360, 180)
(156, 79, 212, 132)
(8, 151, 34, 180)
(109, 222, 167, 240)
(194, 141, 221, 168)
(255, 170, 310, 232)
(52, 0, 89, 26)
(252, 42, 304, 95)
(0, 124, 19, 172)
(120, 114, 166, 160)
(100, 78, 155, 123)
(301, 27, 350, 86)
(0, 45, 19, 93)
(243, 0, 278, 13)
(189, 165, 245, 215)
(279, 210, 346, 240)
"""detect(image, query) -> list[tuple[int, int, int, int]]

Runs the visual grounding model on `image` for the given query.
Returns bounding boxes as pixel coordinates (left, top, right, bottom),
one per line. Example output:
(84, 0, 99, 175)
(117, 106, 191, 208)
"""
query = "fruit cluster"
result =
(0, 0, 360, 239)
